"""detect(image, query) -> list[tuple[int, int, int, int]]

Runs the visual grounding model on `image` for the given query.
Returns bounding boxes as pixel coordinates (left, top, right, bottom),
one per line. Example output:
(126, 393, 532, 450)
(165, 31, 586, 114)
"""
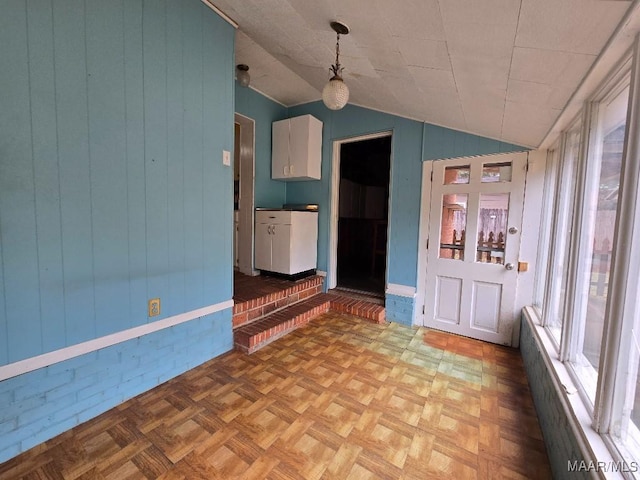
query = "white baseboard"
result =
(385, 284, 416, 298)
(0, 299, 234, 381)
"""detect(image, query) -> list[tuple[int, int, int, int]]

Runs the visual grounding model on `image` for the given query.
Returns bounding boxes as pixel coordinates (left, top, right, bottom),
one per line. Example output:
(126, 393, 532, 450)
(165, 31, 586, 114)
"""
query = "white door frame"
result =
(327, 130, 393, 290)
(235, 113, 256, 276)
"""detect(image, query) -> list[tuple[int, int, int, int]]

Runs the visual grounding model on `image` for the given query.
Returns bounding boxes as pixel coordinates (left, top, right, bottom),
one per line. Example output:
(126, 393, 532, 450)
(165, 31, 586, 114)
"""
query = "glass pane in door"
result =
(476, 193, 509, 264)
(439, 194, 467, 260)
(444, 165, 470, 184)
(482, 162, 512, 182)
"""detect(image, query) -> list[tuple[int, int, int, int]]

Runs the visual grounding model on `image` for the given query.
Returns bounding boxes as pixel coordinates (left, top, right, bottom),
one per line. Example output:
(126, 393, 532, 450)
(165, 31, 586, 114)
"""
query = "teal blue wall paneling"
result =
(53, 0, 96, 346)
(166, 0, 187, 316)
(0, 1, 42, 361)
(143, 0, 171, 318)
(123, 0, 147, 325)
(28, 0, 66, 354)
(0, 0, 236, 463)
(422, 123, 524, 161)
(182, 0, 205, 310)
(203, 9, 234, 301)
(286, 102, 526, 291)
(86, 0, 131, 336)
(285, 103, 420, 287)
(234, 85, 288, 209)
(0, 0, 235, 363)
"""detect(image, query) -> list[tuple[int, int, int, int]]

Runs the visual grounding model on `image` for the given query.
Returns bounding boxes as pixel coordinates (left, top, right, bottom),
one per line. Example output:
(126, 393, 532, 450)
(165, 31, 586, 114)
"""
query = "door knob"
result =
(508, 226, 518, 234)
(505, 262, 515, 270)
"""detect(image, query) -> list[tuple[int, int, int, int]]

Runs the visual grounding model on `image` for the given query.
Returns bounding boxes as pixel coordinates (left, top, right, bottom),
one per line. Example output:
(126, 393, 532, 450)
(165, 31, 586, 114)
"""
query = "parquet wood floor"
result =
(0, 313, 551, 479)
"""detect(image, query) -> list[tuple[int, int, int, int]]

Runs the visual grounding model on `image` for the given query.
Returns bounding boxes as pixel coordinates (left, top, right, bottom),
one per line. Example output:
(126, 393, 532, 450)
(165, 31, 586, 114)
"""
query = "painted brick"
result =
(520, 317, 588, 480)
(14, 371, 63, 402)
(0, 419, 17, 436)
(0, 308, 233, 464)
(2, 395, 47, 423)
(46, 352, 99, 375)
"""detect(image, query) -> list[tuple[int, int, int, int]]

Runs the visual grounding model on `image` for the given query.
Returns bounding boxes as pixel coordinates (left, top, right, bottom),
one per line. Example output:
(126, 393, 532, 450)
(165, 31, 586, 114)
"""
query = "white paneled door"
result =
(423, 152, 528, 345)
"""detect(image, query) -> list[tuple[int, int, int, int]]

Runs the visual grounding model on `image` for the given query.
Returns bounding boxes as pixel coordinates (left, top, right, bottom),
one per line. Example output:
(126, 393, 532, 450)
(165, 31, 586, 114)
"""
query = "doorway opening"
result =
(335, 135, 391, 298)
(234, 113, 256, 276)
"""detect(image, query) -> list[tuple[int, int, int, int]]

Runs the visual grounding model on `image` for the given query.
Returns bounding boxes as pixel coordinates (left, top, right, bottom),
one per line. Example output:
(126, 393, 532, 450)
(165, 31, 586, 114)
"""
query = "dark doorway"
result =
(336, 135, 391, 297)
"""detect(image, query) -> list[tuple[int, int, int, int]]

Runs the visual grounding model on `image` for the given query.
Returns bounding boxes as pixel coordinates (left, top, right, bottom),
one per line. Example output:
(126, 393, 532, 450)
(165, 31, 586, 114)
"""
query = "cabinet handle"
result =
(272, 225, 276, 234)
(267, 225, 272, 234)
(290, 164, 294, 175)
(284, 166, 289, 176)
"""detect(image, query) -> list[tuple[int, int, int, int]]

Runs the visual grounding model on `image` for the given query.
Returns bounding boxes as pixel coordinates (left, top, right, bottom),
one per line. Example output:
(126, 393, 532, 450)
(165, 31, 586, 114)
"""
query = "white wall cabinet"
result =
(272, 114, 323, 181)
(255, 210, 318, 275)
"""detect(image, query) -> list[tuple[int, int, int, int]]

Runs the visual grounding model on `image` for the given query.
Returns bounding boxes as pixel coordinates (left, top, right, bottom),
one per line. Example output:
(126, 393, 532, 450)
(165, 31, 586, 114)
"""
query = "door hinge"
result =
(422, 305, 425, 315)
(430, 170, 433, 181)
(426, 238, 429, 249)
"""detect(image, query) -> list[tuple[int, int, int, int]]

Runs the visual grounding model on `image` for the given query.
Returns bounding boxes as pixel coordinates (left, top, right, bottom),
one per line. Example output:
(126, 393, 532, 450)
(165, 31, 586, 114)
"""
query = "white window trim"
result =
(597, 34, 640, 466)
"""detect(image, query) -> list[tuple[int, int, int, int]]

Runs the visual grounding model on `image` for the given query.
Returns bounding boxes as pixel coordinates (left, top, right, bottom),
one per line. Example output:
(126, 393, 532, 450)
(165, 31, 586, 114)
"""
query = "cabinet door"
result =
(254, 223, 272, 270)
(272, 119, 290, 179)
(288, 115, 308, 178)
(270, 223, 292, 274)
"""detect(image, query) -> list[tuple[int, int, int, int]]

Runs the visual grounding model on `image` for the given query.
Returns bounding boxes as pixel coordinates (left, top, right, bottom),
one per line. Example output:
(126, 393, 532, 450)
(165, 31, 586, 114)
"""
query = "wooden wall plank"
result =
(27, 0, 66, 353)
(143, 0, 170, 317)
(53, 0, 96, 345)
(166, 0, 186, 316)
(123, 0, 147, 326)
(182, 0, 205, 310)
(1, 0, 42, 361)
(86, 0, 130, 336)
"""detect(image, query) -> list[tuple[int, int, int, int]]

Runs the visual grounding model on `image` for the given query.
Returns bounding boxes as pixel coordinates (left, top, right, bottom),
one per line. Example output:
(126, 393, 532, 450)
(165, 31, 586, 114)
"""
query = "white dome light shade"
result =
(322, 77, 349, 110)
(236, 64, 250, 87)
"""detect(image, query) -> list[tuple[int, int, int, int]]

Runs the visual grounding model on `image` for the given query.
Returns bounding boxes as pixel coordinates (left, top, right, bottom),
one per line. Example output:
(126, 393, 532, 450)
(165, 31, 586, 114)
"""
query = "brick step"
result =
(327, 293, 386, 324)
(233, 293, 387, 355)
(233, 294, 332, 354)
(232, 275, 324, 329)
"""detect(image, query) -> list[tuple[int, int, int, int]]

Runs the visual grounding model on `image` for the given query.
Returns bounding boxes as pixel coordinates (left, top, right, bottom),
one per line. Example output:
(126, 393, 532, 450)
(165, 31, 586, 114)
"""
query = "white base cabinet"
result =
(272, 114, 322, 181)
(255, 210, 318, 275)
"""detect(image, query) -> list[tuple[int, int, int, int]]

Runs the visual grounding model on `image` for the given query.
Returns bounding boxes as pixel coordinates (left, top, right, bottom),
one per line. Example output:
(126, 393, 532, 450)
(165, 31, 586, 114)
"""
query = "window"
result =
(569, 83, 629, 404)
(533, 148, 559, 312)
(543, 126, 581, 346)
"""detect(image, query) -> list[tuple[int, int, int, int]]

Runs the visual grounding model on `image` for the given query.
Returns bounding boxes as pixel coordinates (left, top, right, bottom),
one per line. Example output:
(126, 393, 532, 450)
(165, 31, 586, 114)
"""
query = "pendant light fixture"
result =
(322, 21, 350, 111)
(236, 64, 250, 87)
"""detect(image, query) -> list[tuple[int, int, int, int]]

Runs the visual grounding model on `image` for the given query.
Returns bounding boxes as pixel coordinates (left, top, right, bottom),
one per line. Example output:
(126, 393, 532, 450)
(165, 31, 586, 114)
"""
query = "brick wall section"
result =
(385, 294, 414, 326)
(520, 315, 589, 480)
(0, 309, 232, 464)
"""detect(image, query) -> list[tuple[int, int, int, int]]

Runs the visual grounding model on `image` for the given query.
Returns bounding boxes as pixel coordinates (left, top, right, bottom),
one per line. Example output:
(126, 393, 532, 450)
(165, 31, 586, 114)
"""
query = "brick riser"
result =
(232, 275, 324, 329)
(327, 294, 386, 324)
(234, 295, 332, 354)
(233, 293, 386, 354)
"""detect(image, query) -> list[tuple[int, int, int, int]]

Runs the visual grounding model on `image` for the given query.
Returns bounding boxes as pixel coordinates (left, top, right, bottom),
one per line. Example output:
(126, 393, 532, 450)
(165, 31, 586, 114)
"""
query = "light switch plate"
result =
(222, 150, 231, 166)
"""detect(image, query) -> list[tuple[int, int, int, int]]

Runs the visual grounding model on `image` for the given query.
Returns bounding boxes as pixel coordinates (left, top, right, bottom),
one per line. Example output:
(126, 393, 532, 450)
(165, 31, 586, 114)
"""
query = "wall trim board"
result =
(0, 299, 234, 381)
(200, 0, 238, 28)
(385, 283, 416, 297)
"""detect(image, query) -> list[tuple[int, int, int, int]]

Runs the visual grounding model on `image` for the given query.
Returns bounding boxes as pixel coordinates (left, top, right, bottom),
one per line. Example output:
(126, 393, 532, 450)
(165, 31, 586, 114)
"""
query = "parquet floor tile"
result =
(0, 312, 552, 479)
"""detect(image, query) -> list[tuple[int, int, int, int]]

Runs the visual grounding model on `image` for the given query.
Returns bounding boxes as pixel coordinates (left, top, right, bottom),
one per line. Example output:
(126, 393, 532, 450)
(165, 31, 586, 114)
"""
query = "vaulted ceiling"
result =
(212, 0, 632, 148)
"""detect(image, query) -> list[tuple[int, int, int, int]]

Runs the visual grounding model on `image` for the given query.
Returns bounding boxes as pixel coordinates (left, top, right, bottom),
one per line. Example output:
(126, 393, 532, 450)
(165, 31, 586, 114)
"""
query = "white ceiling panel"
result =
(516, 0, 631, 54)
(439, 0, 521, 26)
(211, 0, 634, 147)
(375, 0, 445, 41)
(507, 79, 574, 111)
(396, 37, 452, 70)
(510, 47, 596, 87)
(408, 66, 457, 95)
(501, 101, 562, 146)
